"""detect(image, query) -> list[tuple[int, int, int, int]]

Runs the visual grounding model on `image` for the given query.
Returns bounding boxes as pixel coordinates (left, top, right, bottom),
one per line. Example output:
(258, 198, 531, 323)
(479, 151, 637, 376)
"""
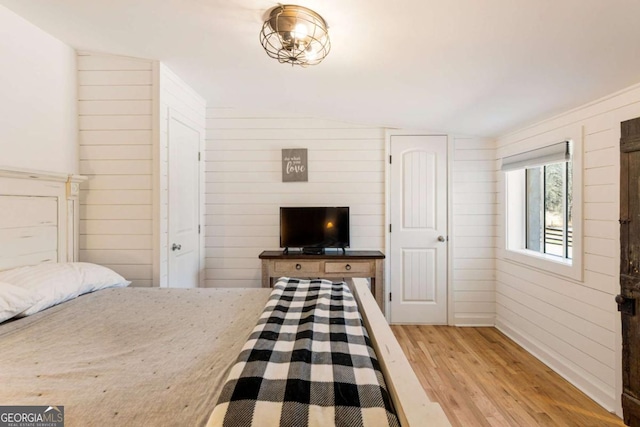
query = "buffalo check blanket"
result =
(209, 278, 400, 427)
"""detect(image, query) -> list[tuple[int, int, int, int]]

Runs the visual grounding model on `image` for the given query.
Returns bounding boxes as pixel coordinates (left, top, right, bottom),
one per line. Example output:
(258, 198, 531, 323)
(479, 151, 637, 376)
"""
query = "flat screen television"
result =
(280, 207, 350, 254)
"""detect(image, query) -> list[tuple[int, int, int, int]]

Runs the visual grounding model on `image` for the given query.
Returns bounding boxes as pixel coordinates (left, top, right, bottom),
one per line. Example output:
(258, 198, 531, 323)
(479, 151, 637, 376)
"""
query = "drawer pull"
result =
(296, 263, 302, 270)
(345, 264, 351, 271)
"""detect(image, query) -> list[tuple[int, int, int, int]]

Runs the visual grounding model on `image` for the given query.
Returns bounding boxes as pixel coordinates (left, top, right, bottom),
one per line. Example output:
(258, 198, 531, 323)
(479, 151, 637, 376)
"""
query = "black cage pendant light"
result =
(260, 5, 331, 67)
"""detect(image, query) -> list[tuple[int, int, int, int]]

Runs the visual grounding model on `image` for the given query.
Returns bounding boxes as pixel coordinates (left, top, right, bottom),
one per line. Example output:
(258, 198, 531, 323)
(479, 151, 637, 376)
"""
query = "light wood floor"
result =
(392, 325, 625, 427)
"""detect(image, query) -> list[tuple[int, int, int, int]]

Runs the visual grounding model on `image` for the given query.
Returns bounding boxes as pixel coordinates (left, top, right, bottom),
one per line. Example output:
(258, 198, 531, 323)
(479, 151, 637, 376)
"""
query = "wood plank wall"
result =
(204, 110, 498, 327)
(78, 52, 155, 287)
(204, 109, 385, 288)
(158, 64, 207, 286)
(451, 137, 497, 325)
(494, 84, 640, 412)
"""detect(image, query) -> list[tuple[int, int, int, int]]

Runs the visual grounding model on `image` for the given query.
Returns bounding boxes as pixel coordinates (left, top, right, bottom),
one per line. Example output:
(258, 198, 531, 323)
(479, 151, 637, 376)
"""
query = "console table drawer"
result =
(260, 250, 385, 313)
(274, 261, 320, 273)
(324, 261, 371, 274)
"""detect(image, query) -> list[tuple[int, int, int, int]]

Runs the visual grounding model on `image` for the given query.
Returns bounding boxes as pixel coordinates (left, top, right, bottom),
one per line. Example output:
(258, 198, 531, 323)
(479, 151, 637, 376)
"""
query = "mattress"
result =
(0, 287, 271, 427)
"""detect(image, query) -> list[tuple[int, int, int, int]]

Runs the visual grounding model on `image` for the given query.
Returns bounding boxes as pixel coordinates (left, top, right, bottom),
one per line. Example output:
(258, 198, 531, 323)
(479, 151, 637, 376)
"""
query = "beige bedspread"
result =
(0, 287, 271, 427)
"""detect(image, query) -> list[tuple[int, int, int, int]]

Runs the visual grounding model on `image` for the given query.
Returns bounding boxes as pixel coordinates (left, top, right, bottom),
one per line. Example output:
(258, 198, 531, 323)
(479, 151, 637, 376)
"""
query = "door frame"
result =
(152, 103, 205, 288)
(384, 129, 454, 324)
(166, 109, 203, 288)
(151, 63, 206, 289)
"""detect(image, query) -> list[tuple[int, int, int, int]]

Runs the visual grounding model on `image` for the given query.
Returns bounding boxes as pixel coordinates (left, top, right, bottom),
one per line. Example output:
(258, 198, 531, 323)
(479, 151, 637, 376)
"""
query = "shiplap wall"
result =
(204, 109, 385, 288)
(158, 64, 207, 286)
(495, 83, 640, 412)
(204, 110, 497, 325)
(78, 52, 155, 287)
(451, 137, 497, 325)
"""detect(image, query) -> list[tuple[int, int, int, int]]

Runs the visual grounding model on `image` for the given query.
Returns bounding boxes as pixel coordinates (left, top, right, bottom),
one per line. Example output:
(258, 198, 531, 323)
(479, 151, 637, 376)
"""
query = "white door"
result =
(168, 114, 200, 288)
(390, 135, 448, 323)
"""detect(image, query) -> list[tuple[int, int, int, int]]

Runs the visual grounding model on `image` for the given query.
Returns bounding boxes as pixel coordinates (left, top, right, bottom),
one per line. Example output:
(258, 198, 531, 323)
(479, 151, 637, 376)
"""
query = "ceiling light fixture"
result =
(260, 4, 331, 67)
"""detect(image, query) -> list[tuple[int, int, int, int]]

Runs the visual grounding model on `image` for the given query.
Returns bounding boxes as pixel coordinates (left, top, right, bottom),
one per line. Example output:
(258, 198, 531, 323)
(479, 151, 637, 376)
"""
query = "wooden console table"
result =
(259, 250, 386, 313)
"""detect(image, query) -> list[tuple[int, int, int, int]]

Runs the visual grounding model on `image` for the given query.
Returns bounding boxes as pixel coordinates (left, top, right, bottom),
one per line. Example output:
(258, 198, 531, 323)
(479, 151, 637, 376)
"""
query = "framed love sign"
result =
(282, 148, 308, 182)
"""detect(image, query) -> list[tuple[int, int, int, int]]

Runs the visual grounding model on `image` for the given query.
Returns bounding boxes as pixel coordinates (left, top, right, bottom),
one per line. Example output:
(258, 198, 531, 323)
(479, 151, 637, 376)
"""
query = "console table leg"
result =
(375, 259, 385, 314)
(261, 260, 270, 288)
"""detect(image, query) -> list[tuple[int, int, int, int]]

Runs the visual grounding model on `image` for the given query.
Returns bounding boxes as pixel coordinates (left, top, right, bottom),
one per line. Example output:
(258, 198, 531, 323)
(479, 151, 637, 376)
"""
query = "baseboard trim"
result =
(496, 318, 617, 413)
(453, 314, 496, 327)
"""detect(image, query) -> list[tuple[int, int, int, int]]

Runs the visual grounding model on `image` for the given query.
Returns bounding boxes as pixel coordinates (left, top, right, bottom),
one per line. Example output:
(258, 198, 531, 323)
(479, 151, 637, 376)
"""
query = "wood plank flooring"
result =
(392, 325, 624, 427)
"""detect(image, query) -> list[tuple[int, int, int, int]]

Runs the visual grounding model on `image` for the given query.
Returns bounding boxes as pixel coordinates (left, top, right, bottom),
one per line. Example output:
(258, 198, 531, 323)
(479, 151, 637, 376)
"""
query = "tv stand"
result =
(259, 250, 386, 313)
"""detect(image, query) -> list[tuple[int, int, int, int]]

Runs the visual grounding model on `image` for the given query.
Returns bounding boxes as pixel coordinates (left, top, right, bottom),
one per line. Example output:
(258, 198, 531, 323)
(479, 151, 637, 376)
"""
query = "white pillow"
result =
(0, 262, 130, 316)
(0, 282, 42, 322)
(71, 262, 130, 294)
(0, 263, 83, 316)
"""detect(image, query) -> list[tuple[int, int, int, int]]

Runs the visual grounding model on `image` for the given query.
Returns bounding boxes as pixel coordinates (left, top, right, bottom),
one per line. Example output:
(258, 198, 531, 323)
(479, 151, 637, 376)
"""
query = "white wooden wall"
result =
(204, 110, 498, 320)
(451, 137, 497, 325)
(78, 52, 155, 287)
(158, 64, 207, 286)
(204, 109, 385, 288)
(495, 83, 640, 413)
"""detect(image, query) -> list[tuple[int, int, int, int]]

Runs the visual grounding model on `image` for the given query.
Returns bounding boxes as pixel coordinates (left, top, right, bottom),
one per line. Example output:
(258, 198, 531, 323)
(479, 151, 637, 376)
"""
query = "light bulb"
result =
(294, 23, 308, 39)
(305, 45, 317, 60)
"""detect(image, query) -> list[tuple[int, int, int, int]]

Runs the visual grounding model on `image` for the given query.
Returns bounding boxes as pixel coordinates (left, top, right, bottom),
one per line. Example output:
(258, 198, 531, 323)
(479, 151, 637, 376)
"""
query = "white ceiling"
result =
(4, 0, 640, 137)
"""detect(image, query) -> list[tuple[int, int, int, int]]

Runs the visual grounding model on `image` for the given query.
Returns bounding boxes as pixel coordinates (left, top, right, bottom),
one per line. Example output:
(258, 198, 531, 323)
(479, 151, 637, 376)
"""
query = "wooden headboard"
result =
(0, 167, 85, 271)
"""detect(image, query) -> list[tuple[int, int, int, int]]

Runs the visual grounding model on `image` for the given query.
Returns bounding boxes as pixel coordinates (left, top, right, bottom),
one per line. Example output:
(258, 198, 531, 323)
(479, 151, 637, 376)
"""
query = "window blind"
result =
(501, 141, 571, 171)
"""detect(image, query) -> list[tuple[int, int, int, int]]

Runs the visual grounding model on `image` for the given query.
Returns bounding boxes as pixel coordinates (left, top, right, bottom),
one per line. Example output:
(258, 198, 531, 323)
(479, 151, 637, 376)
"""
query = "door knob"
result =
(171, 243, 182, 251)
(437, 236, 446, 242)
(616, 294, 636, 316)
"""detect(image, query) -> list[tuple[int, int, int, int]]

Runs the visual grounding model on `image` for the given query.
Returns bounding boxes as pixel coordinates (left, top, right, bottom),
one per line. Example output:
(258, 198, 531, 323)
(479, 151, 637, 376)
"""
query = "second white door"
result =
(390, 135, 448, 324)
(168, 114, 200, 288)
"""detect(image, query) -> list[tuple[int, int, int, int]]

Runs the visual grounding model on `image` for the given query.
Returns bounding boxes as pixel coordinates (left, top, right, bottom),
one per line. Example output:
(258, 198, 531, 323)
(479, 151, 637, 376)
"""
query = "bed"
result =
(0, 167, 450, 426)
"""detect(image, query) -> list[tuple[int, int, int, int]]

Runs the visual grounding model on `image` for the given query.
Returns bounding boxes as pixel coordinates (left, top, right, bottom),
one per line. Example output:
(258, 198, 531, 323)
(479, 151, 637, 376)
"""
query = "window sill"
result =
(504, 248, 582, 281)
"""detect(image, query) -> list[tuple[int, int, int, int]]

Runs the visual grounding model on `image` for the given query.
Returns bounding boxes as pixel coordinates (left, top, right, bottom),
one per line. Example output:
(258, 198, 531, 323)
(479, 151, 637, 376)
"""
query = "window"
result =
(502, 138, 582, 280)
(525, 161, 572, 260)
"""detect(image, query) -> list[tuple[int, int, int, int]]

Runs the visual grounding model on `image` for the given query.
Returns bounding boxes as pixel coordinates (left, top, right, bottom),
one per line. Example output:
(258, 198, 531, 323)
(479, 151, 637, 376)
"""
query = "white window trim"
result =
(502, 126, 583, 281)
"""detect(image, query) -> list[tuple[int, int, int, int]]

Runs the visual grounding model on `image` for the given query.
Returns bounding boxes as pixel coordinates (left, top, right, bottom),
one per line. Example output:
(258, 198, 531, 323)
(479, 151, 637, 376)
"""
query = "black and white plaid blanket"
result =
(209, 277, 400, 427)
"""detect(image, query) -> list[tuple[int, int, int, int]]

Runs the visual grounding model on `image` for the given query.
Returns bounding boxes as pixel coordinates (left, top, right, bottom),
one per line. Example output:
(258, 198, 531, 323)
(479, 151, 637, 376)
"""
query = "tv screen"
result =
(280, 207, 350, 252)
